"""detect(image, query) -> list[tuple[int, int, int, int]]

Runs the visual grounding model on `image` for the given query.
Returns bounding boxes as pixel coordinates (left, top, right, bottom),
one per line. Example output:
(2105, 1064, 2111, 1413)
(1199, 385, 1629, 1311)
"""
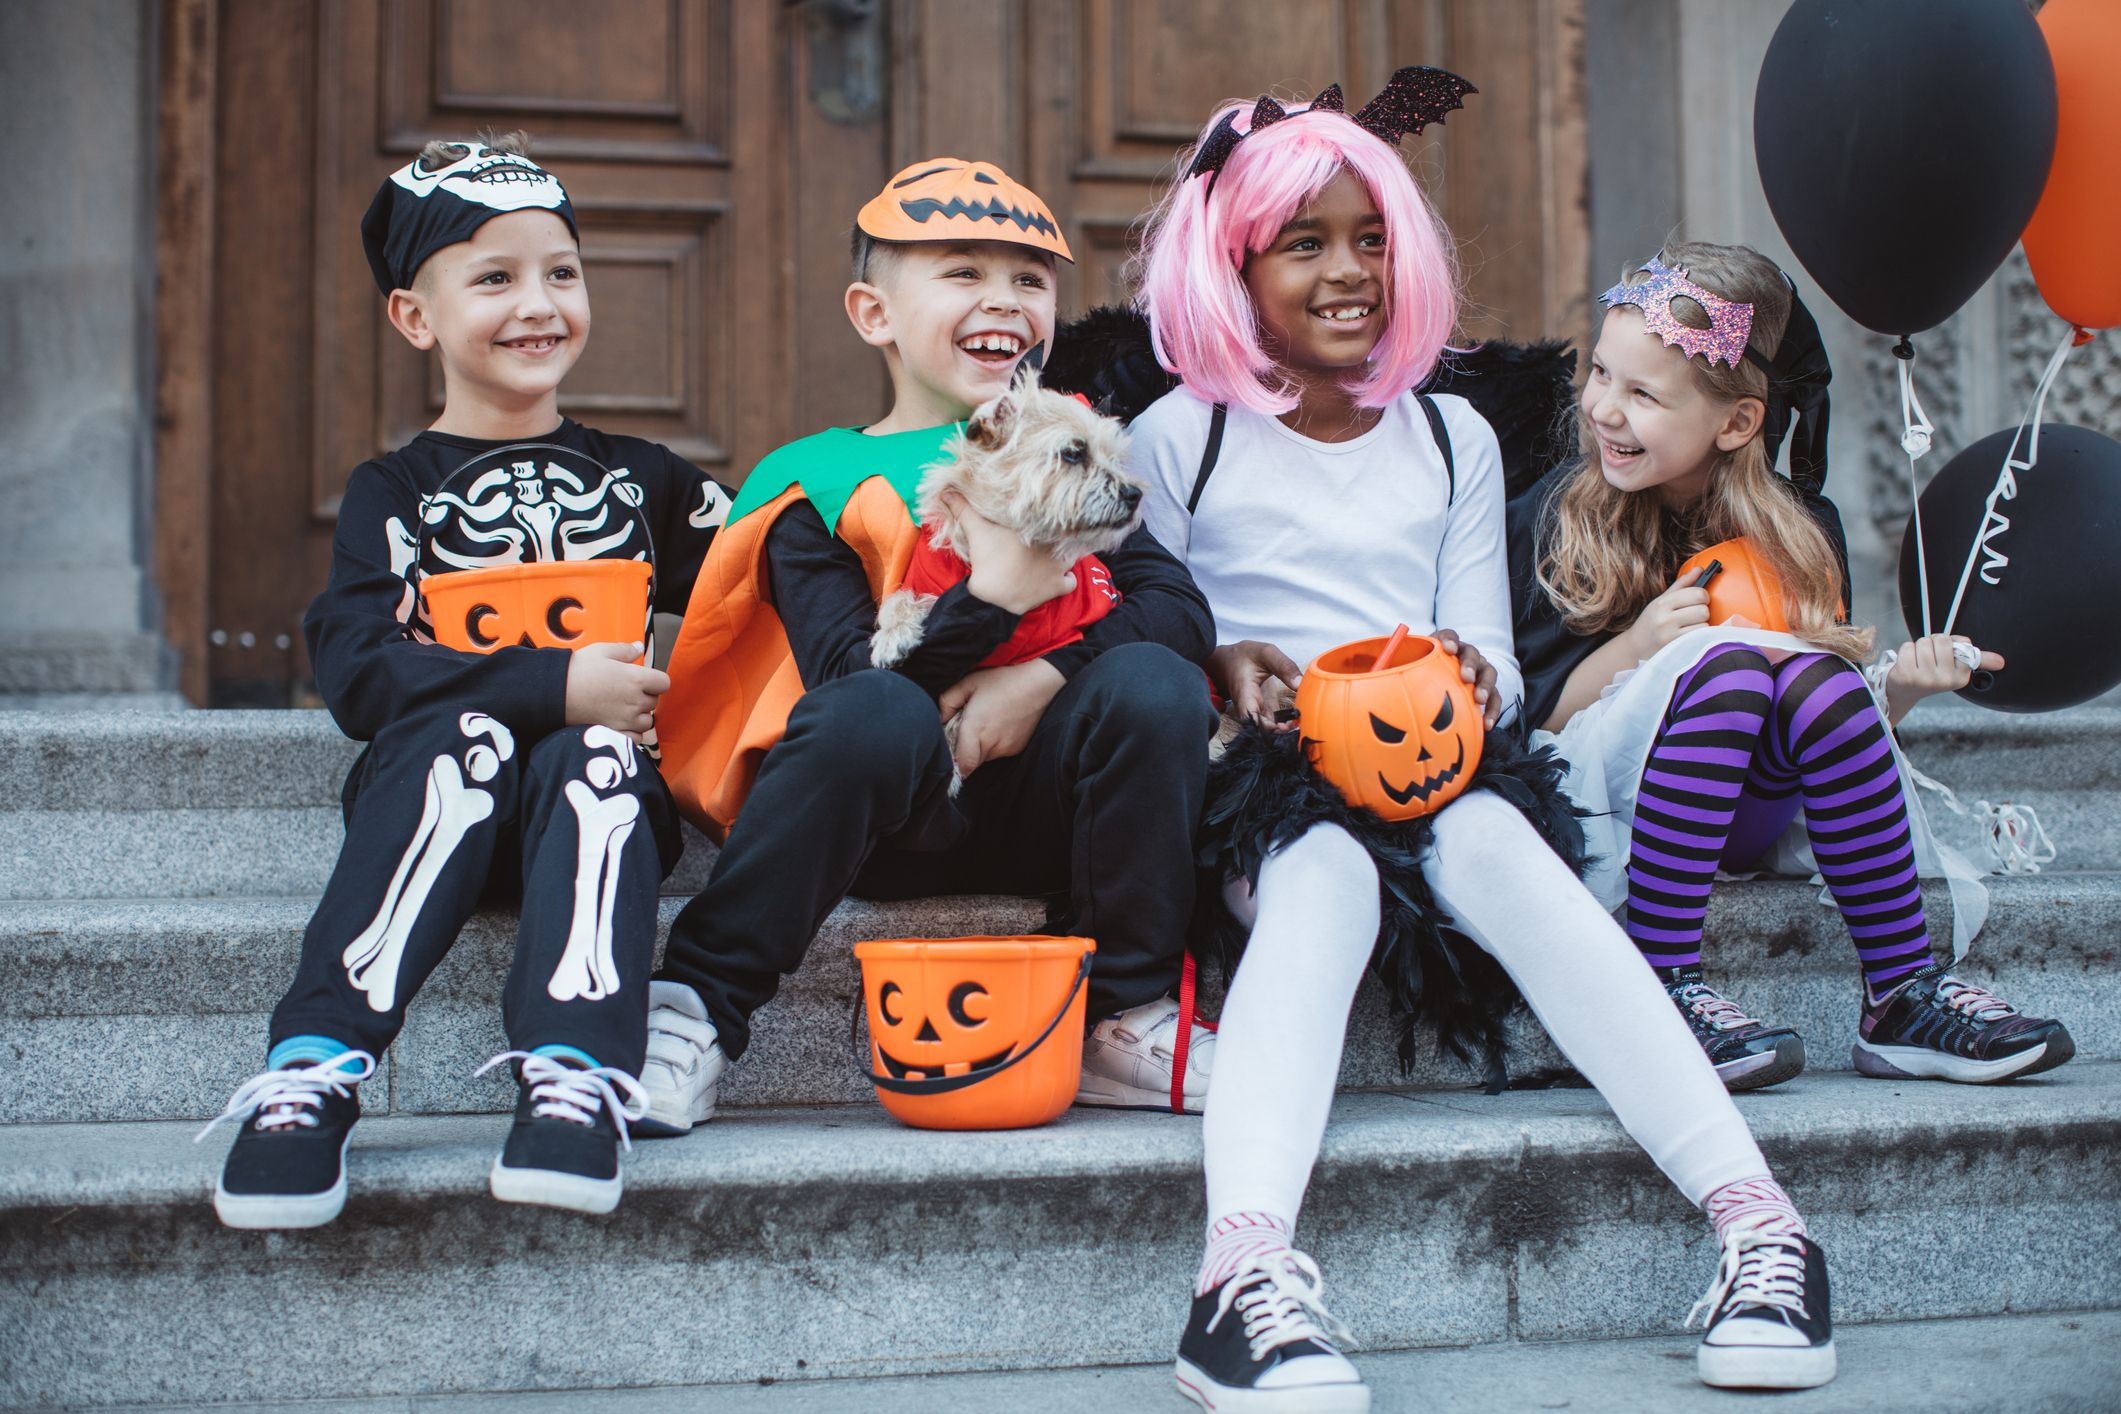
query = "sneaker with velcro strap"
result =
(200, 1049, 378, 1230)
(635, 979, 726, 1135)
(1691, 1218, 1836, 1390)
(1077, 995, 1215, 1112)
(1176, 1249, 1369, 1412)
(479, 1050, 648, 1215)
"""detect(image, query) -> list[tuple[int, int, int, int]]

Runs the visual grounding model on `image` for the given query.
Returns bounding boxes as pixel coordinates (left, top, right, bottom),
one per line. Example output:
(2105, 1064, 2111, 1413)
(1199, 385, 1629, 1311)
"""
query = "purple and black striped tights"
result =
(1626, 644, 1933, 998)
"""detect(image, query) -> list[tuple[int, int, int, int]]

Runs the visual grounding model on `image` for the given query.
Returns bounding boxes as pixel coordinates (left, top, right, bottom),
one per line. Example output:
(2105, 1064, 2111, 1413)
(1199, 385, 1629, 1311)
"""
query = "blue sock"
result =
(267, 1035, 352, 1071)
(531, 1043, 598, 1069)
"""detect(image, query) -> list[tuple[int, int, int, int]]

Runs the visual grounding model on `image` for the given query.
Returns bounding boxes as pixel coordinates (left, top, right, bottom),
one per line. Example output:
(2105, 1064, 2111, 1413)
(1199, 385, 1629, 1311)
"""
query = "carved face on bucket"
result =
(867, 960, 1030, 1082)
(1295, 635, 1484, 821)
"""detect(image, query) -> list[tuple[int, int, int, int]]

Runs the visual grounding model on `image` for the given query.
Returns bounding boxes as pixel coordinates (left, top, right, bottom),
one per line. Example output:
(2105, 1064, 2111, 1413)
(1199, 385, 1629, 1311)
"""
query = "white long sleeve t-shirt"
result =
(1132, 385, 1524, 715)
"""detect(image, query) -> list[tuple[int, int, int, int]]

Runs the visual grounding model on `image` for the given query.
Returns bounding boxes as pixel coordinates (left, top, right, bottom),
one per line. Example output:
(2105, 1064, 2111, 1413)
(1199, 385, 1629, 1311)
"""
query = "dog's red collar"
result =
(900, 533, 1121, 668)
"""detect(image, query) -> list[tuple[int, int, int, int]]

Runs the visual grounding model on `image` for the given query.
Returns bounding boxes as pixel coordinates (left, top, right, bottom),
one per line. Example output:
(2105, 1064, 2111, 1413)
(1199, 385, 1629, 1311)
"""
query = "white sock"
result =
(1196, 1211, 1295, 1295)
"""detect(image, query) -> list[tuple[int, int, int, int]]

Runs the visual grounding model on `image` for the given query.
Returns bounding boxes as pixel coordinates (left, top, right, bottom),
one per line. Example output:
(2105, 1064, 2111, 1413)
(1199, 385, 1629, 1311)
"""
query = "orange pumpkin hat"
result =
(857, 157, 1073, 263)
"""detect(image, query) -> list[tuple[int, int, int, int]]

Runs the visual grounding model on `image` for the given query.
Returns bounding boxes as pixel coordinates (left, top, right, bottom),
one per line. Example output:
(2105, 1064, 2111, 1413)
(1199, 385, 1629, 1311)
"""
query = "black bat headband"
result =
(1185, 65, 1477, 195)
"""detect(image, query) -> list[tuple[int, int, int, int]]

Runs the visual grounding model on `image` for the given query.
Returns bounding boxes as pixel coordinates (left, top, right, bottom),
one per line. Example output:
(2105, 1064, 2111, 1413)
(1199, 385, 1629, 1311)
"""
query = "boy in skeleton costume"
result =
(202, 135, 729, 1226)
(644, 160, 1219, 1133)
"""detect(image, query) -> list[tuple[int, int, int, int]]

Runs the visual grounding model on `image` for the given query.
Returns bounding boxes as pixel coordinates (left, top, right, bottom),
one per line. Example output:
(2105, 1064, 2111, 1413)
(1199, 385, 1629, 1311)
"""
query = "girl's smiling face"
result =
(1240, 168, 1388, 382)
(1582, 307, 1761, 506)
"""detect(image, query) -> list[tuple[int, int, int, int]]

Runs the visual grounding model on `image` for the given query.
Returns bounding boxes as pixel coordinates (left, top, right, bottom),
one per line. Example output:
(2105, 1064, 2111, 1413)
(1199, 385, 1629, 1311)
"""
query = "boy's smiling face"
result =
(388, 209, 589, 427)
(846, 240, 1058, 431)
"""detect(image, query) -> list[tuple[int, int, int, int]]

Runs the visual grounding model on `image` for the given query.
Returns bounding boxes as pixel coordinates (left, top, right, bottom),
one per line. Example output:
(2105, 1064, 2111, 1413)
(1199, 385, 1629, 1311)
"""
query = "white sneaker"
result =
(1077, 996, 1214, 1112)
(636, 981, 725, 1135)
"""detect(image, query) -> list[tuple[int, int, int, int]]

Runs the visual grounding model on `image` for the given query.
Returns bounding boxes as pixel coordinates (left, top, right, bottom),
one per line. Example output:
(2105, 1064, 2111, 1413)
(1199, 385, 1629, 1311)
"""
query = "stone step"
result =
(4, 1065, 2115, 1408)
(5, 702, 2107, 811)
(5, 704, 2119, 898)
(3, 872, 2113, 1124)
(23, 1309, 2113, 1414)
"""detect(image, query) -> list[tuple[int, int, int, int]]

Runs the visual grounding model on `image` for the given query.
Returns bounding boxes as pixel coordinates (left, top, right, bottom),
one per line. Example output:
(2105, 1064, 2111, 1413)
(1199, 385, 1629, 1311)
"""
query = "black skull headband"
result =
(361, 141, 580, 295)
(1185, 66, 1477, 195)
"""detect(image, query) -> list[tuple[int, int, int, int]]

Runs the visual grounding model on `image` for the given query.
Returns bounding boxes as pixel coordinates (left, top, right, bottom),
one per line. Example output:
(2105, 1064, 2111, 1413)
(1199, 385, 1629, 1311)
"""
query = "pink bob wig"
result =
(1136, 100, 1460, 416)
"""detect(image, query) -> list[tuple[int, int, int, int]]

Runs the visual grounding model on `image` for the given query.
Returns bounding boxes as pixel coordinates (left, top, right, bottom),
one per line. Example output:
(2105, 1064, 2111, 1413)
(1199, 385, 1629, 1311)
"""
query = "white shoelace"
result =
(1688, 1218, 1810, 1329)
(1209, 1250, 1356, 1362)
(1934, 975, 2018, 1024)
(193, 1050, 378, 1143)
(476, 1051, 650, 1151)
(1674, 982, 1760, 1034)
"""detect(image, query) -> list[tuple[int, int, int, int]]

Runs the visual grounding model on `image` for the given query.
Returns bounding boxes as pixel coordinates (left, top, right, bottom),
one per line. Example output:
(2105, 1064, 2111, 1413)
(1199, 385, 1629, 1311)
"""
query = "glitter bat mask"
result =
(1600, 256, 1756, 369)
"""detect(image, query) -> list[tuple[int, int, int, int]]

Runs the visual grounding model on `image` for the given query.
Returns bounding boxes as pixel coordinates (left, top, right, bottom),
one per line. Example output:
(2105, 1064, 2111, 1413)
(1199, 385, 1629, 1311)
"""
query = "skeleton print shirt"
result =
(305, 420, 730, 743)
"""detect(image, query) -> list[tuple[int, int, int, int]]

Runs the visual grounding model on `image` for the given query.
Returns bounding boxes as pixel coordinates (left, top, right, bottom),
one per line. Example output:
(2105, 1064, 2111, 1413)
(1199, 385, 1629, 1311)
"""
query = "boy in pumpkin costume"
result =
(642, 159, 1220, 1130)
(200, 136, 730, 1227)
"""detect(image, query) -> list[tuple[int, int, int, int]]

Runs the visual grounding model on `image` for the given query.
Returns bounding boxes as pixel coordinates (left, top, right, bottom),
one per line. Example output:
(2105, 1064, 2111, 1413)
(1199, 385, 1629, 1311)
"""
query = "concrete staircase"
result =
(2, 700, 2116, 1407)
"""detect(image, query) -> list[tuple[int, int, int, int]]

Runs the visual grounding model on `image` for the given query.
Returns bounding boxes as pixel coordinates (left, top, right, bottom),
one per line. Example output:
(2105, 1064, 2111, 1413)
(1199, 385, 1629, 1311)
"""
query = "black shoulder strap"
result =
(1186, 402, 1230, 514)
(1417, 393, 1455, 504)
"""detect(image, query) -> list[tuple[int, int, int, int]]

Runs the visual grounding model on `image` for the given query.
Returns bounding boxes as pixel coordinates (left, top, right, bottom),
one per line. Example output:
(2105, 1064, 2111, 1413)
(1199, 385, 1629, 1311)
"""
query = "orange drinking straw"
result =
(1372, 623, 1412, 672)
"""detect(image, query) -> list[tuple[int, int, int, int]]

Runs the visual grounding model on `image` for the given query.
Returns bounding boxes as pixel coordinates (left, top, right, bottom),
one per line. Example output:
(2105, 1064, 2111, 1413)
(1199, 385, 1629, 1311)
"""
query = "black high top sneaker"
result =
(1691, 1218, 1836, 1390)
(1854, 962, 2075, 1083)
(1660, 967, 1806, 1091)
(201, 1050, 378, 1229)
(1176, 1250, 1369, 1412)
(479, 1051, 648, 1215)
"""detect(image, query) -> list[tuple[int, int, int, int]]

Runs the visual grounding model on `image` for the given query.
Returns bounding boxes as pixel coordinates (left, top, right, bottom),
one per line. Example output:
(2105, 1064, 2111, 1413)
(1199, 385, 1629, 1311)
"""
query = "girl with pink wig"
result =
(1130, 75, 1835, 1409)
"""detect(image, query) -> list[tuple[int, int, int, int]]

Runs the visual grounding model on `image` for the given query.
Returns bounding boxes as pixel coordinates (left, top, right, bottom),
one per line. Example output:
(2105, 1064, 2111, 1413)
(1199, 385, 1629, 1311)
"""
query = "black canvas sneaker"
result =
(479, 1051, 647, 1215)
(1660, 967, 1806, 1091)
(200, 1050, 377, 1229)
(1691, 1219, 1836, 1390)
(1176, 1250, 1369, 1412)
(1854, 962, 2074, 1083)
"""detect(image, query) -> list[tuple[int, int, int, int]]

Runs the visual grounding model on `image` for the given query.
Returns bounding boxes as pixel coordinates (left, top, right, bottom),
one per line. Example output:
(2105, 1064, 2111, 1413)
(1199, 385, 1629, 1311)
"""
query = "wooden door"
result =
(160, 0, 1585, 705)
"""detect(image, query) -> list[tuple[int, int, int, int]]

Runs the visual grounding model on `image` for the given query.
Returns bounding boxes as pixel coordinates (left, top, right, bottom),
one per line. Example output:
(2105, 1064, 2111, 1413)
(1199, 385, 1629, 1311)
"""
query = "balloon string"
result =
(1938, 323, 2083, 638)
(1895, 340, 1937, 637)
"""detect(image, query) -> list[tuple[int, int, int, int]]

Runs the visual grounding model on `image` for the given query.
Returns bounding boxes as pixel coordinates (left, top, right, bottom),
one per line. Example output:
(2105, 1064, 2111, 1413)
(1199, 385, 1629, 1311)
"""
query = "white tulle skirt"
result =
(1532, 627, 1988, 956)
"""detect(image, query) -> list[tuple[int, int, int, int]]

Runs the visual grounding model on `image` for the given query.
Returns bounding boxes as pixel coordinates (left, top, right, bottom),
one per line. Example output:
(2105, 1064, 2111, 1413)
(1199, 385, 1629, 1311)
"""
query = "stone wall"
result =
(0, 0, 167, 692)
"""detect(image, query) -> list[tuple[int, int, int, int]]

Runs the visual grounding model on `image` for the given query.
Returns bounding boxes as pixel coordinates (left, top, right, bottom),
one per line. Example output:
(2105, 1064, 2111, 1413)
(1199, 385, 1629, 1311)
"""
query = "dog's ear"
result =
(965, 384, 1022, 450)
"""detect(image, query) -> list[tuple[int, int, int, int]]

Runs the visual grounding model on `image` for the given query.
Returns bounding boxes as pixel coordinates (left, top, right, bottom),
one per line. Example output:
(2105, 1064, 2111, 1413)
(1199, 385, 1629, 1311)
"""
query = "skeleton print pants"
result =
(269, 704, 683, 1076)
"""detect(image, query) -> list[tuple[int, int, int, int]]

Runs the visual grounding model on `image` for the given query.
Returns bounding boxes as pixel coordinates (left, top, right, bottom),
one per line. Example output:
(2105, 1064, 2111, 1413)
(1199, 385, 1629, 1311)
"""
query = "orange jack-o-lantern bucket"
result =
(852, 935, 1094, 1130)
(1295, 632, 1484, 822)
(423, 560, 653, 664)
(1675, 537, 1791, 633)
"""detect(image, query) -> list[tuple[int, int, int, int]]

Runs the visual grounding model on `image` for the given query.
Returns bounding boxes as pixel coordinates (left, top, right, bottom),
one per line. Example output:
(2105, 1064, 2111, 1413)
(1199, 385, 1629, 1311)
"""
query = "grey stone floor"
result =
(25, 1309, 2118, 1413)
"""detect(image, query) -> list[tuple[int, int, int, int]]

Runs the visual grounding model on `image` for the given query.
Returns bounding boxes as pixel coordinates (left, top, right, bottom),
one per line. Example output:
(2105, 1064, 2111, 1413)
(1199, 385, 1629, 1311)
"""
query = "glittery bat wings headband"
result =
(1599, 256, 1758, 370)
(1184, 66, 1478, 193)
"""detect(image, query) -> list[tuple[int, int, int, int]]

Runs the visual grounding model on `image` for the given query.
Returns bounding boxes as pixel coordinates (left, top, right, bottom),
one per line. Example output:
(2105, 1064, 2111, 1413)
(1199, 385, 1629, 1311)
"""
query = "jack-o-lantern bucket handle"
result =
(850, 950, 1093, 1096)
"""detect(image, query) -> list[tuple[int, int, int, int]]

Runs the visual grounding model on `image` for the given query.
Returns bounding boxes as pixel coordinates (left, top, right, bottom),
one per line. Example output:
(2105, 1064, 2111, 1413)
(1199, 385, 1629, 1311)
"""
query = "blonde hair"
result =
(1537, 241, 1870, 660)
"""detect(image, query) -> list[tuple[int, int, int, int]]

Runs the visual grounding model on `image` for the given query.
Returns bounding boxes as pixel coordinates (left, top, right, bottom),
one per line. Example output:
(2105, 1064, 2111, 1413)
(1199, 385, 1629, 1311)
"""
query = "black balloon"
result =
(1755, 0, 2057, 337)
(1899, 424, 2121, 712)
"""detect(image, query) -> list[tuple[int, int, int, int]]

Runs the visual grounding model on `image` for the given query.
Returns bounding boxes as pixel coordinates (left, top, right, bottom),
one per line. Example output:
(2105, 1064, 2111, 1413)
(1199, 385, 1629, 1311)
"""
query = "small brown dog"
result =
(869, 371, 1142, 670)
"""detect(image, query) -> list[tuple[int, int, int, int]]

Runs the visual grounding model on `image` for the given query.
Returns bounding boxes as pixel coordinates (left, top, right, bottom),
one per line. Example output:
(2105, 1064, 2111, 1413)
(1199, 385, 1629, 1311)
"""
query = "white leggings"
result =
(1203, 792, 1773, 1225)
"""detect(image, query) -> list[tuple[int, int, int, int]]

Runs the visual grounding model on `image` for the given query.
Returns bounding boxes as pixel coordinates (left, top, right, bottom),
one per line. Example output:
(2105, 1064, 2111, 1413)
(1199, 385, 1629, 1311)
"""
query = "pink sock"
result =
(1703, 1175, 1807, 1243)
(1196, 1211, 1295, 1296)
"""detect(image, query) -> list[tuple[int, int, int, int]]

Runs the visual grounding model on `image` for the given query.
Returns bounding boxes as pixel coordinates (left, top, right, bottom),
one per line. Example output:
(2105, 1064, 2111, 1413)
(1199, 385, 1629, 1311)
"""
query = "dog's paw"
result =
(869, 589, 939, 669)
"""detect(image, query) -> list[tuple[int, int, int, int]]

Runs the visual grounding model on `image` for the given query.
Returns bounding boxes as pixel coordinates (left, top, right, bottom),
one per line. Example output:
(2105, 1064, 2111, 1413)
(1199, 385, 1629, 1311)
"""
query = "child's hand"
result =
(1626, 575, 1713, 660)
(940, 491, 1078, 616)
(564, 642, 669, 740)
(1208, 640, 1303, 729)
(938, 659, 1066, 778)
(1884, 633, 2003, 723)
(1434, 629, 1502, 728)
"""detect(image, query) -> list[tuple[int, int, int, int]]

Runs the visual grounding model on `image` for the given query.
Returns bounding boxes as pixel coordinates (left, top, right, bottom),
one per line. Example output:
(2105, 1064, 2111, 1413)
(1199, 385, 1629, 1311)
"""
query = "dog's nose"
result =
(1118, 483, 1142, 511)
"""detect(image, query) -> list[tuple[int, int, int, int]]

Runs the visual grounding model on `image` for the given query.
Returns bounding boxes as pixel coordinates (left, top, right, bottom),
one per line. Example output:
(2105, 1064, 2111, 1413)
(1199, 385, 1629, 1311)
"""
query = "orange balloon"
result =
(2022, 0, 2121, 330)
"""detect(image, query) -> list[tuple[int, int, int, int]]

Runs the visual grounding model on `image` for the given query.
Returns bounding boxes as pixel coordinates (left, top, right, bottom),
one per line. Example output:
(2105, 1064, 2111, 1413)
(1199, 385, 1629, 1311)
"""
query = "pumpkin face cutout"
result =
(857, 157, 1074, 262)
(424, 560, 652, 664)
(1294, 634, 1483, 821)
(1676, 537, 1792, 633)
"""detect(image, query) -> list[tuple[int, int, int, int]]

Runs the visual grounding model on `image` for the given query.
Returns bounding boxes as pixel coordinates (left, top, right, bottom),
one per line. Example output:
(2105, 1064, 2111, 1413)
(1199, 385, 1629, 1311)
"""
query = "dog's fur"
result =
(869, 369, 1143, 670)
